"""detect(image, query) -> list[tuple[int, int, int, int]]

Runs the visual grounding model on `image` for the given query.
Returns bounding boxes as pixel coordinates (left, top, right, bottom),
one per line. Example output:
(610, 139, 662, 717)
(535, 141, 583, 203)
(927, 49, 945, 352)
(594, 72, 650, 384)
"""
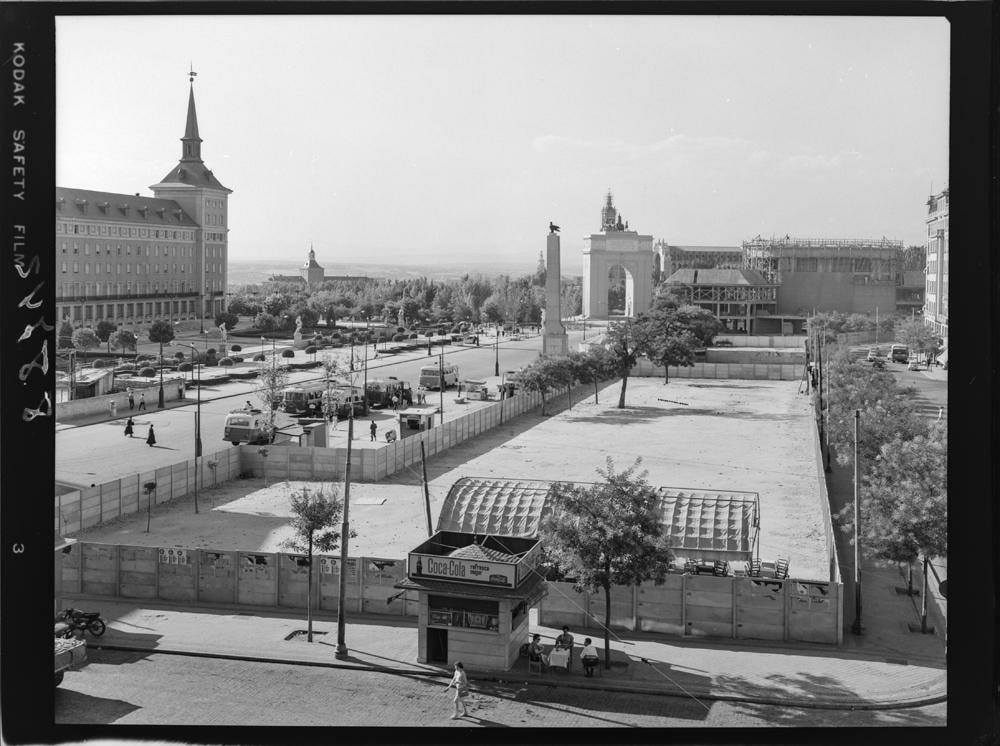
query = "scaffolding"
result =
(742, 236, 903, 284)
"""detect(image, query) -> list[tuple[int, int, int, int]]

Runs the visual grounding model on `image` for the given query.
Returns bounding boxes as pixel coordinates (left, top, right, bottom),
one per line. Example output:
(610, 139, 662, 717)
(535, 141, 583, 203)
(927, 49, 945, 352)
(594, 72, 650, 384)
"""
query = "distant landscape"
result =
(226, 258, 552, 288)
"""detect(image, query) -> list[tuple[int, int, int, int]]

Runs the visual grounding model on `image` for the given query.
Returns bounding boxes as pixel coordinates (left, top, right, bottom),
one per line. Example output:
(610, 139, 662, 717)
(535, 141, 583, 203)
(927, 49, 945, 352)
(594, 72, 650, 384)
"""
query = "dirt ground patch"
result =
(73, 377, 830, 579)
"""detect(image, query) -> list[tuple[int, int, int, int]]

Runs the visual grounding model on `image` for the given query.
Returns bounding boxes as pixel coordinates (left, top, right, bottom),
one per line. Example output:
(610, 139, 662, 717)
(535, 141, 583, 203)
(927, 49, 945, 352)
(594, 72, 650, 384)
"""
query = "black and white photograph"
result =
(1, 5, 994, 744)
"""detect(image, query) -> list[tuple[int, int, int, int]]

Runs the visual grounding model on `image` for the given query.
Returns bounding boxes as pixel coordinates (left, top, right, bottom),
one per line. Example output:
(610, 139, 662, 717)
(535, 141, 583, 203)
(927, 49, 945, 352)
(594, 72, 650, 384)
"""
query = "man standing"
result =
(127, 388, 135, 411)
(369, 419, 378, 442)
(138, 392, 146, 411)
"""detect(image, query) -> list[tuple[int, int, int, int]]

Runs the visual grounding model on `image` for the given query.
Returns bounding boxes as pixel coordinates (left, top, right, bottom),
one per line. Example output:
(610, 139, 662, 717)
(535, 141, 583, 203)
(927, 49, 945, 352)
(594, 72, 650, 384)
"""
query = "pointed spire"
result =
(181, 66, 203, 162)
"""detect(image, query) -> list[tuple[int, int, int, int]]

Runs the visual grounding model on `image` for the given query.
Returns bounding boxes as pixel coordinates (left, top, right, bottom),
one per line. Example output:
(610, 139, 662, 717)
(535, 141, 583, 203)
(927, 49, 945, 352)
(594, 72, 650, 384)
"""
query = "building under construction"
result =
(741, 236, 904, 315)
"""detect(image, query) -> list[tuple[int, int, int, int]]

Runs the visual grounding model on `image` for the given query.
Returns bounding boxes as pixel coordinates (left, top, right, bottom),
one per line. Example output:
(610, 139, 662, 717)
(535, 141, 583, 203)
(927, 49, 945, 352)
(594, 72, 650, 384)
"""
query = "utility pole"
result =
(494, 335, 500, 377)
(851, 409, 865, 635)
(158, 340, 165, 408)
(438, 348, 445, 418)
(335, 412, 354, 659)
(420, 442, 433, 536)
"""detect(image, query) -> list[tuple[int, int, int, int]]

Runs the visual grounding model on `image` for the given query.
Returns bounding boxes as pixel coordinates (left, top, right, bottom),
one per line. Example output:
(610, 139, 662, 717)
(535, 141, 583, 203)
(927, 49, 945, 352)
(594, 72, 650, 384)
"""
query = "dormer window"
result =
(156, 208, 165, 218)
(98, 202, 110, 214)
(118, 204, 128, 216)
(138, 206, 148, 218)
(56, 197, 65, 210)
(75, 198, 88, 213)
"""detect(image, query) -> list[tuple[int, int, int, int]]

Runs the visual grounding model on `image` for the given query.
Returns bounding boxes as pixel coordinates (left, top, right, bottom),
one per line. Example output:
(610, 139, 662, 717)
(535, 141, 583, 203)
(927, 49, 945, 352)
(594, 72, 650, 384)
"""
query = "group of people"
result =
(122, 417, 156, 446)
(528, 627, 601, 677)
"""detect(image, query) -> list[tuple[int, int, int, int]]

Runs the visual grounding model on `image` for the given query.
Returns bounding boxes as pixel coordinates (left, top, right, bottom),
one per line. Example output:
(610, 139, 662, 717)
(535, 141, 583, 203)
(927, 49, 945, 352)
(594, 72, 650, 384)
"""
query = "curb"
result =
(90, 641, 947, 711)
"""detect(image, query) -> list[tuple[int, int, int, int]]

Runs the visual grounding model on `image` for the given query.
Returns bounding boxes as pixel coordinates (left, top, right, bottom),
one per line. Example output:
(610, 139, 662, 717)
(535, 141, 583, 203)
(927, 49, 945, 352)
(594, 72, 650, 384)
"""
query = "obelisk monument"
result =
(542, 225, 569, 357)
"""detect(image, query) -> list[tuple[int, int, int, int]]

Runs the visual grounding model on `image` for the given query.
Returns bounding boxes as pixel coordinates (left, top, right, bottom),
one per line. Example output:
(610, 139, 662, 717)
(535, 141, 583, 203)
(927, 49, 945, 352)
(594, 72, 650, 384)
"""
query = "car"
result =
(866, 348, 879, 362)
(871, 358, 886, 370)
(907, 360, 922, 371)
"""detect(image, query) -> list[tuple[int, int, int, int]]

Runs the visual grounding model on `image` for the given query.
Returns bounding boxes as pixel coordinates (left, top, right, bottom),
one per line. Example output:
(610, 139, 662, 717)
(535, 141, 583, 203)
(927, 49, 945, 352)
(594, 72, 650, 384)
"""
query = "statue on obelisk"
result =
(542, 222, 569, 357)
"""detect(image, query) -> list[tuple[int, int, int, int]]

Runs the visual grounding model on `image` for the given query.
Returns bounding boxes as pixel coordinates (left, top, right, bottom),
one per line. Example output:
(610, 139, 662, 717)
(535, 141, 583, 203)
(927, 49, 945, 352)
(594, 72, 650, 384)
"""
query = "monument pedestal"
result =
(542, 232, 569, 356)
(293, 331, 308, 350)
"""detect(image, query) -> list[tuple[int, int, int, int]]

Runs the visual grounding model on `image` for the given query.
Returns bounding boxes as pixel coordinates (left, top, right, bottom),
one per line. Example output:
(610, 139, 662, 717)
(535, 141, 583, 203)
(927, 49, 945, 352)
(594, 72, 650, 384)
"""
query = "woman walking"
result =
(124, 417, 135, 438)
(146, 424, 156, 447)
(445, 661, 470, 719)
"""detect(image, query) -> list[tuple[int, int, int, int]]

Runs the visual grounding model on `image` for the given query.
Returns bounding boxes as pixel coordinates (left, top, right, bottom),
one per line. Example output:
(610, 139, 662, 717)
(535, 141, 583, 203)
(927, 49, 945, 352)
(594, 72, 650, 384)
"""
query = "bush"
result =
(92, 359, 106, 368)
(219, 357, 234, 367)
(230, 344, 242, 352)
(281, 349, 295, 358)
(174, 351, 185, 361)
(178, 362, 193, 372)
(207, 348, 217, 357)
(409, 333, 418, 340)
(392, 333, 406, 342)
(253, 353, 266, 362)
(138, 367, 156, 377)
(231, 356, 245, 363)
(305, 346, 318, 355)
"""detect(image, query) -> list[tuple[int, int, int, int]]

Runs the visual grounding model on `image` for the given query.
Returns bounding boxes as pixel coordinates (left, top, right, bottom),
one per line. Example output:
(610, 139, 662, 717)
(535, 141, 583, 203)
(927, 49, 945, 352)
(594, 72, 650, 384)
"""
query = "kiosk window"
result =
(428, 596, 499, 631)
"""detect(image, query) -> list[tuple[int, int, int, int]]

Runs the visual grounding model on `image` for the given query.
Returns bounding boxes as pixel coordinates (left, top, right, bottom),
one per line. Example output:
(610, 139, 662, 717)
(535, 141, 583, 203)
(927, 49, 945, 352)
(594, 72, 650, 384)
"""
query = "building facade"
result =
(56, 78, 230, 329)
(654, 242, 743, 282)
(923, 189, 948, 346)
(661, 268, 780, 334)
(742, 236, 903, 316)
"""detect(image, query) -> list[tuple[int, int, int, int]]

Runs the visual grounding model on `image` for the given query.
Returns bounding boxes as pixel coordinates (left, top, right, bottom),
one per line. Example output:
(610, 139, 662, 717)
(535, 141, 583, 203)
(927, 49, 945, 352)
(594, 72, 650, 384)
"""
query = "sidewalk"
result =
(62, 581, 945, 710)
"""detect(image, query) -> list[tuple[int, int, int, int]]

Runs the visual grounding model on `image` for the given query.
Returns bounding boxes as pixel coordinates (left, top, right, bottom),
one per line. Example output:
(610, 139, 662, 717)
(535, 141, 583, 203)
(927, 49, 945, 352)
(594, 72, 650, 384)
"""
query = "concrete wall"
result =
(631, 360, 802, 381)
(60, 542, 420, 619)
(57, 377, 187, 420)
(705, 348, 806, 365)
(55, 447, 242, 535)
(539, 574, 843, 645)
(715, 335, 807, 348)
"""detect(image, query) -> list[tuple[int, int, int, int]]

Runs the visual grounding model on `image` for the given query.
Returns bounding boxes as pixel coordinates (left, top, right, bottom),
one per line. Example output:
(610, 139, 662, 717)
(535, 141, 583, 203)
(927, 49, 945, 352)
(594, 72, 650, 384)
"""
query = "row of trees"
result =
(229, 264, 583, 332)
(822, 345, 946, 630)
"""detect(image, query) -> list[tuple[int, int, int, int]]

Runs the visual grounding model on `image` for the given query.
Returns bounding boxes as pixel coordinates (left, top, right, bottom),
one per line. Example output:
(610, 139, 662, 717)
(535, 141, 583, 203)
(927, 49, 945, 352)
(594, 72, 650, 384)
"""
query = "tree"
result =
(148, 320, 175, 352)
(110, 329, 137, 357)
(894, 318, 942, 359)
(254, 312, 278, 332)
(841, 422, 947, 630)
(281, 485, 351, 643)
(57, 320, 75, 349)
(571, 347, 615, 405)
(648, 330, 699, 384)
(71, 327, 100, 352)
(254, 363, 290, 432)
(95, 320, 117, 354)
(516, 357, 563, 416)
(603, 317, 658, 408)
(319, 354, 346, 422)
(900, 244, 927, 272)
(539, 458, 674, 669)
(214, 311, 239, 331)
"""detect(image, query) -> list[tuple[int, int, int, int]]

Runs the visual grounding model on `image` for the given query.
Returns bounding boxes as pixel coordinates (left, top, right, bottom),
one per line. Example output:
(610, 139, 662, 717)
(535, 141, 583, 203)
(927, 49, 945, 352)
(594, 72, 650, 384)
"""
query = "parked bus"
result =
(365, 377, 413, 409)
(281, 382, 327, 415)
(419, 363, 459, 390)
(223, 409, 276, 446)
(322, 386, 366, 419)
(890, 344, 909, 363)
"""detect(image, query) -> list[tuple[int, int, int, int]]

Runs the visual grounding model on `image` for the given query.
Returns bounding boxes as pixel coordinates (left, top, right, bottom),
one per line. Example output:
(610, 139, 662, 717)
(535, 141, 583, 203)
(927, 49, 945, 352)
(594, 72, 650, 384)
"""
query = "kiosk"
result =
(396, 407, 438, 439)
(395, 531, 547, 670)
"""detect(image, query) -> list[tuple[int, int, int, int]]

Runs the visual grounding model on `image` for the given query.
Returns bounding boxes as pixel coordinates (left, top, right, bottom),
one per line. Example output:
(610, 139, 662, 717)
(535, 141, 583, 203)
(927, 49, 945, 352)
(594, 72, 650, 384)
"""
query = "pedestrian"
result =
(124, 417, 134, 437)
(245, 400, 253, 410)
(369, 419, 377, 442)
(127, 389, 135, 410)
(138, 392, 146, 411)
(580, 638, 599, 677)
(146, 424, 156, 447)
(391, 394, 400, 410)
(445, 661, 470, 719)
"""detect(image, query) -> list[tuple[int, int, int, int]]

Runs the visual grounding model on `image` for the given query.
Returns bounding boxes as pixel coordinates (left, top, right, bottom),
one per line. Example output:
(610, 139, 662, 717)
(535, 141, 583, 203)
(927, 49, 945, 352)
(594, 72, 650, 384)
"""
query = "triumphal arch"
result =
(582, 192, 655, 319)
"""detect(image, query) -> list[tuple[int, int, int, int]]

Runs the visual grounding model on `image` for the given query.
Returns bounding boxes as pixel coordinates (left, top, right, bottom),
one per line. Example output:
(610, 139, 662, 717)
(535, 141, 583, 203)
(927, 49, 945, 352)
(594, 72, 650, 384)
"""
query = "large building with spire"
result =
(55, 71, 230, 330)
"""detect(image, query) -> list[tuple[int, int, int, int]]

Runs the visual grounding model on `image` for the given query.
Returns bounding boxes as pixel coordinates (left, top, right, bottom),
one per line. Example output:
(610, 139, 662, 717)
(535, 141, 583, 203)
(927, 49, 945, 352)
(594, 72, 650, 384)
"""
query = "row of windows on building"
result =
(57, 279, 225, 297)
(60, 260, 224, 274)
(59, 299, 200, 323)
(205, 198, 225, 209)
(57, 223, 194, 240)
(58, 242, 226, 258)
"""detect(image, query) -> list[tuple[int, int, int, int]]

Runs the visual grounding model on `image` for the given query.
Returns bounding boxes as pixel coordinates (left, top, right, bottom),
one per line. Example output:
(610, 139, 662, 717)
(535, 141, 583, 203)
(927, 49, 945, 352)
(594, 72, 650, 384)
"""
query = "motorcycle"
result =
(55, 608, 106, 638)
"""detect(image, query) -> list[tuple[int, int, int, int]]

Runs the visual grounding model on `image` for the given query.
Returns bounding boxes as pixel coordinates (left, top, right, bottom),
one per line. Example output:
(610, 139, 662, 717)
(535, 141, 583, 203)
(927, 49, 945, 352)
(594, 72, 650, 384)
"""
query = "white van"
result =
(419, 363, 459, 390)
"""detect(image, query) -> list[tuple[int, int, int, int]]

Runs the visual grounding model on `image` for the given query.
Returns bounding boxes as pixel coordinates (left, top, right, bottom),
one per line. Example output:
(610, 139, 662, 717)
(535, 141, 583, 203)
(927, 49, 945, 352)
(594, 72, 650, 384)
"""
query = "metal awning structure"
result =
(437, 477, 760, 561)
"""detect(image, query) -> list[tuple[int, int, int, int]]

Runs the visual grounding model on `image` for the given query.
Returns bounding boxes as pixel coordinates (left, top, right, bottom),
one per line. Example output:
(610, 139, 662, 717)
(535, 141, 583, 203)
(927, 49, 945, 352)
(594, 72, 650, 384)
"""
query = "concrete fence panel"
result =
(734, 577, 786, 641)
(684, 574, 735, 638)
(636, 577, 685, 635)
(237, 552, 278, 607)
(361, 557, 408, 616)
(61, 541, 82, 595)
(318, 557, 362, 613)
(537, 581, 590, 630)
(157, 547, 197, 603)
(80, 543, 117, 596)
(785, 580, 840, 644)
(117, 545, 158, 599)
(198, 549, 238, 605)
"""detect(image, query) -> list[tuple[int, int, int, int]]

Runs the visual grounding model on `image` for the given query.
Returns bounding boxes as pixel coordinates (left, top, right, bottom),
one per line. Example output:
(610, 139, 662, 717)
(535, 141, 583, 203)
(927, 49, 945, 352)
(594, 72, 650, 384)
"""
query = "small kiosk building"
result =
(396, 407, 438, 439)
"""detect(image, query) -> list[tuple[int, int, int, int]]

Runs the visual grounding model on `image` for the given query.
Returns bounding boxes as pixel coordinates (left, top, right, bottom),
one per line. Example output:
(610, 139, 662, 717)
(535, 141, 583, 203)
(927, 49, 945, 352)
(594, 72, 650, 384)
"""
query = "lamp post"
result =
(157, 340, 165, 408)
(494, 334, 500, 377)
(851, 408, 864, 635)
(334, 389, 355, 659)
(179, 343, 203, 514)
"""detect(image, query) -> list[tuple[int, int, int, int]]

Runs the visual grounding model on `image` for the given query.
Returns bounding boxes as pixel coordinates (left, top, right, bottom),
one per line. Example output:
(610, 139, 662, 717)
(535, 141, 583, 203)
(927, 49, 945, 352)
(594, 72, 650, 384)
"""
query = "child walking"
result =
(446, 661, 470, 719)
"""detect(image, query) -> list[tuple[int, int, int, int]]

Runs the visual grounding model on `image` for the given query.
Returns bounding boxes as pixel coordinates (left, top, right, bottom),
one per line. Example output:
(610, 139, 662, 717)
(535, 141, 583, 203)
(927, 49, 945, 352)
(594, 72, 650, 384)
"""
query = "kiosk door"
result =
(427, 627, 448, 663)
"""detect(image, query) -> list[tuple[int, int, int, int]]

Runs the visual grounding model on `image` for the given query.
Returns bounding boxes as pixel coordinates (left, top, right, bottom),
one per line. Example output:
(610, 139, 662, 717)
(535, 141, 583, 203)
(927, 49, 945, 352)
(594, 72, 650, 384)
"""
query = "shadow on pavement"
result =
(54, 688, 141, 725)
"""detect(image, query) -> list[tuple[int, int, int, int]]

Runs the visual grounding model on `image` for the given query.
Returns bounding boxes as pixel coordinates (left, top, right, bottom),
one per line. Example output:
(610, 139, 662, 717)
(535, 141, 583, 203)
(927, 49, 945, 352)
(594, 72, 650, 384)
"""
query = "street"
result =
(55, 649, 945, 728)
(56, 329, 584, 487)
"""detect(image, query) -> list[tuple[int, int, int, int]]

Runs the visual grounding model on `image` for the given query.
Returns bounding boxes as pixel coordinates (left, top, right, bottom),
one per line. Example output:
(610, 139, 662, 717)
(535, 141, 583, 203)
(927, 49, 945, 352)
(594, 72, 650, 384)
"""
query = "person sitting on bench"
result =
(528, 634, 549, 670)
(580, 638, 600, 677)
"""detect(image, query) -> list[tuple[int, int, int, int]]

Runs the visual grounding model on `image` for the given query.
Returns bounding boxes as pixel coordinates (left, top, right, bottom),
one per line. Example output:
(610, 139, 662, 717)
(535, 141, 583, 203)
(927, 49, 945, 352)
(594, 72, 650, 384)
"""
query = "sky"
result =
(56, 15, 949, 271)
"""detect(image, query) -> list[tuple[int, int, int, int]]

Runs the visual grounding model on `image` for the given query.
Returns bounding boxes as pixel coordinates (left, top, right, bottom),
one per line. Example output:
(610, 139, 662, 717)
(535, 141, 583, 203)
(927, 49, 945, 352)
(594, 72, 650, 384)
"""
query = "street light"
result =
(851, 408, 864, 635)
(157, 339, 165, 409)
(178, 342, 203, 514)
(494, 334, 500, 377)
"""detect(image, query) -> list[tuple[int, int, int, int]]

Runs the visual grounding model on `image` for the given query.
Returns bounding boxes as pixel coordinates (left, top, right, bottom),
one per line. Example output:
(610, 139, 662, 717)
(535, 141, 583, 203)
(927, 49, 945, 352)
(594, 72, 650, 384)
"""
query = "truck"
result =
(54, 635, 87, 686)
(323, 386, 366, 419)
(419, 363, 459, 390)
(890, 344, 909, 363)
(223, 408, 277, 446)
(281, 382, 328, 415)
